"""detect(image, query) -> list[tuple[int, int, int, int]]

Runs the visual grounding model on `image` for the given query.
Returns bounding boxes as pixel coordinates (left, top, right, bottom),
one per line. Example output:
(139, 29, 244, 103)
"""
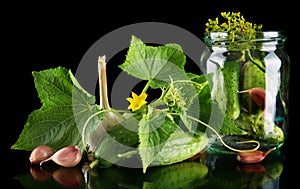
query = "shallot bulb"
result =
(40, 146, 82, 168)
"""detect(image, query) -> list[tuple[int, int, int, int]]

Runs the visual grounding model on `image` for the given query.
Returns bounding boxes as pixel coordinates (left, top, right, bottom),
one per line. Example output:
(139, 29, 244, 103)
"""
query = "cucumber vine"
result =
(82, 77, 261, 162)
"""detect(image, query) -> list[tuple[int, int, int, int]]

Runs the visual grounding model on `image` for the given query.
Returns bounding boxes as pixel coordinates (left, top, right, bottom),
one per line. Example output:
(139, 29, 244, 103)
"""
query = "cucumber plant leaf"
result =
(119, 35, 187, 89)
(11, 67, 101, 151)
(138, 106, 179, 173)
(93, 114, 139, 165)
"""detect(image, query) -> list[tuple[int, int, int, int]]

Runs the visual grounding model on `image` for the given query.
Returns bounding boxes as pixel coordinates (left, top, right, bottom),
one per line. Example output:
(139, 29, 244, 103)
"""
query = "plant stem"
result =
(180, 114, 260, 153)
(279, 90, 288, 115)
(81, 110, 107, 153)
(117, 150, 138, 158)
(246, 50, 265, 72)
(141, 80, 151, 94)
(173, 79, 209, 90)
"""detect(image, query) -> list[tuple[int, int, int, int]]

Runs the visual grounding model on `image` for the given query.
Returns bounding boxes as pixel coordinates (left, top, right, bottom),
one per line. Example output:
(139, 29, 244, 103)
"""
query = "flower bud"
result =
(29, 145, 55, 164)
(40, 146, 82, 167)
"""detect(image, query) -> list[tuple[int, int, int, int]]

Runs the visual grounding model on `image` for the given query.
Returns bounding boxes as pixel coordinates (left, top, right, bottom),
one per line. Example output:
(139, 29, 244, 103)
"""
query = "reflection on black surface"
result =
(29, 166, 52, 182)
(201, 152, 284, 189)
(52, 167, 83, 188)
(14, 150, 286, 189)
(15, 164, 85, 189)
(88, 161, 208, 189)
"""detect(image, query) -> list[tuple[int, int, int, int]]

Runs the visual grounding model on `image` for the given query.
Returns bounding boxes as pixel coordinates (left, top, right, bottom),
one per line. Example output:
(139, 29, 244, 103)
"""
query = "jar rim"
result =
(204, 31, 287, 39)
(204, 31, 287, 45)
(203, 31, 287, 51)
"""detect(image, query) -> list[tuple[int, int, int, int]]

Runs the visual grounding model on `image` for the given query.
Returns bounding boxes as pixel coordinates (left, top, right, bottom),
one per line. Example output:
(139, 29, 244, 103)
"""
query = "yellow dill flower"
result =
(126, 92, 148, 111)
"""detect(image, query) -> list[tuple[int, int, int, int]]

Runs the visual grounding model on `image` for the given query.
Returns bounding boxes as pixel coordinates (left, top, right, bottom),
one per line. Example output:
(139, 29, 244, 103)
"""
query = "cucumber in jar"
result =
(240, 59, 266, 113)
(215, 60, 241, 120)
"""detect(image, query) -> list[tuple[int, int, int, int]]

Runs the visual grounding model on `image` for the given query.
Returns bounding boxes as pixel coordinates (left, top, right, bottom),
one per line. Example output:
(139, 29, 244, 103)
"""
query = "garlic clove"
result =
(97, 55, 121, 128)
(236, 152, 265, 163)
(98, 55, 110, 111)
(40, 146, 82, 168)
(239, 87, 274, 110)
(29, 145, 55, 164)
(236, 147, 276, 163)
(87, 55, 122, 152)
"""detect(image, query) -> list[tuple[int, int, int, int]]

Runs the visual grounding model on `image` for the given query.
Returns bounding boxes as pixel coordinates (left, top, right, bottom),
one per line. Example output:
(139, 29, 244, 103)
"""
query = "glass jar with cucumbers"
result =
(201, 12, 290, 154)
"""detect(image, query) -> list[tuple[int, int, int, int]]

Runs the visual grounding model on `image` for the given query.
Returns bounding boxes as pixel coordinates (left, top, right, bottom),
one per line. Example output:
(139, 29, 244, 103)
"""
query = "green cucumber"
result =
(151, 131, 208, 166)
(222, 61, 241, 120)
(241, 59, 266, 112)
(235, 111, 284, 144)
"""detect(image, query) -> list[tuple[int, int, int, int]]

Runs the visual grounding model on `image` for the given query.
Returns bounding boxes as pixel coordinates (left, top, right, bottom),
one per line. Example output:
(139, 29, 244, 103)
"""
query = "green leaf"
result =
(138, 106, 179, 173)
(119, 35, 186, 88)
(70, 71, 103, 148)
(175, 81, 201, 132)
(189, 73, 213, 132)
(162, 74, 211, 133)
(94, 114, 139, 165)
(11, 67, 101, 151)
(190, 73, 246, 135)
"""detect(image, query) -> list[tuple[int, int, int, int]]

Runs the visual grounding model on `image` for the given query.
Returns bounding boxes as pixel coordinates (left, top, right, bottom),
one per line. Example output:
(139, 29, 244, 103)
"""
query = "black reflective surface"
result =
(7, 147, 288, 189)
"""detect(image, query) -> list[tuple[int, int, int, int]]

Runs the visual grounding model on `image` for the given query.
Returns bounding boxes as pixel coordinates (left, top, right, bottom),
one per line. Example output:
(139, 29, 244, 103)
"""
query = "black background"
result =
(3, 1, 296, 188)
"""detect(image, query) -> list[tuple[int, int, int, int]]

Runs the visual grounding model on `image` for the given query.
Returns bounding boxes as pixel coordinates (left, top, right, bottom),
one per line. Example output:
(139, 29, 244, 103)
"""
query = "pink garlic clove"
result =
(236, 147, 276, 163)
(29, 145, 55, 164)
(40, 146, 82, 168)
(239, 87, 266, 109)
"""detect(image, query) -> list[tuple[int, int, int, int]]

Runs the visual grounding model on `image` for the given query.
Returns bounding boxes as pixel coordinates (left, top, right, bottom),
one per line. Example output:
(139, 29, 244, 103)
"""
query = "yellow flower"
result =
(126, 92, 148, 111)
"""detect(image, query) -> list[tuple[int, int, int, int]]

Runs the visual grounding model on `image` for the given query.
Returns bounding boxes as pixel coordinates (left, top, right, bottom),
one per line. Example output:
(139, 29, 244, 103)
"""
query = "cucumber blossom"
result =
(222, 61, 241, 120)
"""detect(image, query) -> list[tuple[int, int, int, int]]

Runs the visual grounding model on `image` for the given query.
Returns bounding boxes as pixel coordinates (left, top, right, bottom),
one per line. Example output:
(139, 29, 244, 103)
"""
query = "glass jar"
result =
(202, 31, 290, 154)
